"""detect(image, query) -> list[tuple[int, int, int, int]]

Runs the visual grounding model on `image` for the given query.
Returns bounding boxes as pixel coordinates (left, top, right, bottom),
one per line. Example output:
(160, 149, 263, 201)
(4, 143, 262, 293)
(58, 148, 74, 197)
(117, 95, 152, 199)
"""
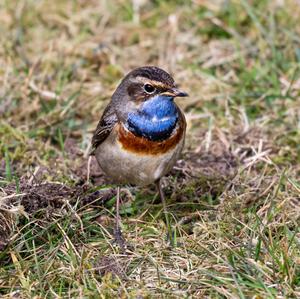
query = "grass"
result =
(0, 0, 300, 297)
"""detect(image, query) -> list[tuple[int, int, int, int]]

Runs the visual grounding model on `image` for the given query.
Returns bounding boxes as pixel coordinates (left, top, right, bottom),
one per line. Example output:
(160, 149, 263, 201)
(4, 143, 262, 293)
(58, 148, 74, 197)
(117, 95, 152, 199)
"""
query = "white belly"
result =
(94, 130, 184, 186)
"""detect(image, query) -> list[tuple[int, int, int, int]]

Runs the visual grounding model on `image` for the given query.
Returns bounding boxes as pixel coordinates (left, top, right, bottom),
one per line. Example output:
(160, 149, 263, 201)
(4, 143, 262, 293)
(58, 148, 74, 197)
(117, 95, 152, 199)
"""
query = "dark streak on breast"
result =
(118, 112, 186, 155)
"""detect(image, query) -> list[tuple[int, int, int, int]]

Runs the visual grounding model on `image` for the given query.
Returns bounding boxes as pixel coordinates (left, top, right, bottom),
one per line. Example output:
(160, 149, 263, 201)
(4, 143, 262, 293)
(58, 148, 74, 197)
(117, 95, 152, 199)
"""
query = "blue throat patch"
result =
(126, 95, 178, 141)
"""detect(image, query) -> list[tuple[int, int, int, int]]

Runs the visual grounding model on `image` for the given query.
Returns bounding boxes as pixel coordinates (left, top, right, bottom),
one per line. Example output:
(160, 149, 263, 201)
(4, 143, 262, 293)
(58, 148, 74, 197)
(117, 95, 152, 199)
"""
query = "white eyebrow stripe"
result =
(132, 76, 171, 89)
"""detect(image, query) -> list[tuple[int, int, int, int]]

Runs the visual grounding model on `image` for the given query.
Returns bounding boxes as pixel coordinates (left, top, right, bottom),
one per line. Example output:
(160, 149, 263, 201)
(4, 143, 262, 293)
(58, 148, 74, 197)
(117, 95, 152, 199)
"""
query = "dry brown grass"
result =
(1, 0, 300, 298)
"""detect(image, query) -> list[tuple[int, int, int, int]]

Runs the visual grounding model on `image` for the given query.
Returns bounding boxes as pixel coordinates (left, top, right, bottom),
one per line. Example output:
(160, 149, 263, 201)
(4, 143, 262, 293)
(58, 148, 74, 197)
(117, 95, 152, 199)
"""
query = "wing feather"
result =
(90, 103, 118, 154)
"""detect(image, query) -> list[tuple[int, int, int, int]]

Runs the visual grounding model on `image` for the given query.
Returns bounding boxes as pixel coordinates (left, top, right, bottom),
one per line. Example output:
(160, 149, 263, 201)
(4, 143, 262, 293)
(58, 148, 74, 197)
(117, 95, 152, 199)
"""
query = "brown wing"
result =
(90, 103, 118, 155)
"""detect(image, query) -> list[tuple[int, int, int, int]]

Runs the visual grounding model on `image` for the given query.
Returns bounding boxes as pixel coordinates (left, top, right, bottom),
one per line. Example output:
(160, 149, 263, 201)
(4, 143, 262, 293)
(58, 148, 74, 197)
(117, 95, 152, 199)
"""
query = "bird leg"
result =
(156, 179, 174, 245)
(113, 186, 126, 250)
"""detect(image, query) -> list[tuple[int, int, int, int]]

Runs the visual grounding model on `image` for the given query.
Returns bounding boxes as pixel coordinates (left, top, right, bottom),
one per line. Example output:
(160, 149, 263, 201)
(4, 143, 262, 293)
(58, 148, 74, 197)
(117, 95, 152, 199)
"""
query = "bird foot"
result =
(113, 226, 134, 252)
(113, 226, 126, 251)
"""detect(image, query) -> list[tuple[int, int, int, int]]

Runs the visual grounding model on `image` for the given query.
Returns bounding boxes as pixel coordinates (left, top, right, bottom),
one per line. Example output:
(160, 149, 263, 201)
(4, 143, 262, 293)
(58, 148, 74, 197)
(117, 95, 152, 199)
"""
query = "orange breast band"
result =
(117, 117, 185, 155)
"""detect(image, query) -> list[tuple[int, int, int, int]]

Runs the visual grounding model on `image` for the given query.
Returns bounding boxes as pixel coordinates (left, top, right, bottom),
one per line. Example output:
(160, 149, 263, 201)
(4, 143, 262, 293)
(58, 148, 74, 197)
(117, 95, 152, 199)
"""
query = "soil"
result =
(0, 136, 240, 252)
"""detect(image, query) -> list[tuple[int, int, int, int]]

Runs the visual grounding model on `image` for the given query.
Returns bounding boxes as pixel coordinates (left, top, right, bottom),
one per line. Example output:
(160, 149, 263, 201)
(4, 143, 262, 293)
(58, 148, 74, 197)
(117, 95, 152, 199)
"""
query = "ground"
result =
(0, 0, 300, 298)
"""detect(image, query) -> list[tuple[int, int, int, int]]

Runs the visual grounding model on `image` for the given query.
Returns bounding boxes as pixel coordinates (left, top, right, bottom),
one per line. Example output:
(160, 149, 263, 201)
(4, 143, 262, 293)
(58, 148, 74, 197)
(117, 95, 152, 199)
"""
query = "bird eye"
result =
(143, 83, 156, 94)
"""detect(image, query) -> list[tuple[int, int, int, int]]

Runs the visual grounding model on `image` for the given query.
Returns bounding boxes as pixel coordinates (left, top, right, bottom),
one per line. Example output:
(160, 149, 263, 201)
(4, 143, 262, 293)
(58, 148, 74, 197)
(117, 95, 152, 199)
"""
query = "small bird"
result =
(90, 66, 188, 246)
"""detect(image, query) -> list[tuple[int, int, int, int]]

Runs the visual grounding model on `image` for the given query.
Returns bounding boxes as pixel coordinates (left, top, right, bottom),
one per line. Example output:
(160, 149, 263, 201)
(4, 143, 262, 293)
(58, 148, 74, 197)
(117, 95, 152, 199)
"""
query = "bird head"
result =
(112, 66, 188, 121)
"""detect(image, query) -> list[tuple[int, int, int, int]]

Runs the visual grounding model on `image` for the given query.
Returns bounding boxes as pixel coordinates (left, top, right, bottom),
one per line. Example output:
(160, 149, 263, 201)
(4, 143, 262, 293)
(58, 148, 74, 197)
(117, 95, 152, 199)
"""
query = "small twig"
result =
(0, 193, 27, 202)
(29, 80, 60, 100)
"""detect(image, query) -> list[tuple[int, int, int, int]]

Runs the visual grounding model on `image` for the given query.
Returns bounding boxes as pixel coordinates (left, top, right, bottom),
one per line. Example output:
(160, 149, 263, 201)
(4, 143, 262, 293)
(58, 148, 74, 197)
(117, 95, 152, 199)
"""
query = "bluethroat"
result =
(90, 66, 188, 246)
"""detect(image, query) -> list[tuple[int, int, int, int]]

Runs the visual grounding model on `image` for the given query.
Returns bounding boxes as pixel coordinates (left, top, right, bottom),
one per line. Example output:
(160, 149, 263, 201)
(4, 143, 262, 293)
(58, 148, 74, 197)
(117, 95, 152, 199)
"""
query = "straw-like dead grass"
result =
(1, 0, 300, 298)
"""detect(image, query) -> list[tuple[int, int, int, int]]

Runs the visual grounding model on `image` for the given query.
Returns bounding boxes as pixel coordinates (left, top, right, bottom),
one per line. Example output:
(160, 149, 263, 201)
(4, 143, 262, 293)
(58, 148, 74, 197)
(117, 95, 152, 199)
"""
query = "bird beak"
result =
(162, 88, 189, 98)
